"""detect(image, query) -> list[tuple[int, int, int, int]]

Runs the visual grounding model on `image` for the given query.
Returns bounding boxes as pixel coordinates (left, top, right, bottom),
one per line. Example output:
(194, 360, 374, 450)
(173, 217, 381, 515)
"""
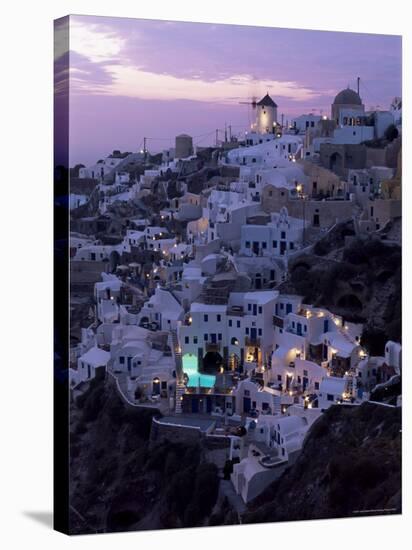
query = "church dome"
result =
(333, 88, 362, 105)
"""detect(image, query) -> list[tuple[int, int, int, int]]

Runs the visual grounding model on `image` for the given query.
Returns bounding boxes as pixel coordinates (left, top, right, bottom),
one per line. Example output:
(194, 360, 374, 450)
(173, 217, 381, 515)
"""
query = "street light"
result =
(296, 184, 306, 245)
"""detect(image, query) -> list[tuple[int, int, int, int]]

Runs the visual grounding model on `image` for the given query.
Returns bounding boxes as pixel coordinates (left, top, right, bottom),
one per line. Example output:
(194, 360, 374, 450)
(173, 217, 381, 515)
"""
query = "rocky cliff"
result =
(244, 402, 401, 524)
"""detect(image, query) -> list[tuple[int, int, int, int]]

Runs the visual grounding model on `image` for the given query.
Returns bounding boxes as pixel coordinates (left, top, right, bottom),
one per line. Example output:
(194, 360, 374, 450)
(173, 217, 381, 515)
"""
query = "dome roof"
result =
(333, 88, 362, 105)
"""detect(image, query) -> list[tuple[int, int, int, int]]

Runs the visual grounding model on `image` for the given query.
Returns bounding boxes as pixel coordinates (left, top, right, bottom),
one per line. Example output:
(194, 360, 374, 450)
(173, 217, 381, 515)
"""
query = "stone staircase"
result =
(169, 329, 185, 414)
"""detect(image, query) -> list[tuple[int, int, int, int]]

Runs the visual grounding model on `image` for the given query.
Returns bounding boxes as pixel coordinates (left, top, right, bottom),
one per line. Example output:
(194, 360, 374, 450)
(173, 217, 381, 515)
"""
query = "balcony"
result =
(273, 315, 284, 329)
(227, 306, 244, 317)
(206, 342, 221, 353)
(245, 336, 261, 347)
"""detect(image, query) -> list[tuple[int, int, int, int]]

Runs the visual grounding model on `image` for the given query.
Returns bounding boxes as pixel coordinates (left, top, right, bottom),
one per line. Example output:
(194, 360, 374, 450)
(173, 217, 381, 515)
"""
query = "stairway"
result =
(170, 329, 185, 414)
(345, 365, 358, 399)
(175, 383, 185, 414)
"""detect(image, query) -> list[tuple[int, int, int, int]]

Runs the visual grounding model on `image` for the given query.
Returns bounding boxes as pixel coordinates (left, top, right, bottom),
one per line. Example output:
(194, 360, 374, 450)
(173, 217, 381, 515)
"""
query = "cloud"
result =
(69, 17, 125, 63)
(95, 64, 324, 104)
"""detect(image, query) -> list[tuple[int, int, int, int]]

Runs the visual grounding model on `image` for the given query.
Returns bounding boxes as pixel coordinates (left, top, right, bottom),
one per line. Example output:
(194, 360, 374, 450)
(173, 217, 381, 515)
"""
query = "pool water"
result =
(182, 354, 216, 388)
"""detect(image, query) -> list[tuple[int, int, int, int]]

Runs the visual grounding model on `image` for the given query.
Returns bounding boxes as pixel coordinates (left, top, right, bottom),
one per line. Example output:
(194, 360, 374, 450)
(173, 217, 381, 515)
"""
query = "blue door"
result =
(243, 397, 251, 413)
(297, 323, 302, 336)
(152, 378, 160, 395)
(286, 303, 292, 314)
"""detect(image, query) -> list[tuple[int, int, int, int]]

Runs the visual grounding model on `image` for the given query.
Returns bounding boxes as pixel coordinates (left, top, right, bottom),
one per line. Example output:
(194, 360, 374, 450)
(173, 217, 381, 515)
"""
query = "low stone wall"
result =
(150, 417, 202, 443)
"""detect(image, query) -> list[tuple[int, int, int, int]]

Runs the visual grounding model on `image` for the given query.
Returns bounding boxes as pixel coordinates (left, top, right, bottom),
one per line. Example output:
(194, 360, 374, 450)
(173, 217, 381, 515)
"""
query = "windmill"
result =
(238, 95, 259, 131)
(238, 96, 258, 110)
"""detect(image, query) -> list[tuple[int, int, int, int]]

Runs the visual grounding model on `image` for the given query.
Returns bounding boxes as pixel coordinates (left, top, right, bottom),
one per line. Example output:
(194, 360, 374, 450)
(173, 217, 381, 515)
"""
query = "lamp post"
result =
(296, 184, 306, 245)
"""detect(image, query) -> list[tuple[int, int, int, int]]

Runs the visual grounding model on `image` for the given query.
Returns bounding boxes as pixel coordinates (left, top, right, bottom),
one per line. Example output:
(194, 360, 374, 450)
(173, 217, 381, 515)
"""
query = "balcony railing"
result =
(206, 342, 221, 353)
(227, 307, 244, 317)
(273, 315, 284, 329)
(245, 336, 261, 347)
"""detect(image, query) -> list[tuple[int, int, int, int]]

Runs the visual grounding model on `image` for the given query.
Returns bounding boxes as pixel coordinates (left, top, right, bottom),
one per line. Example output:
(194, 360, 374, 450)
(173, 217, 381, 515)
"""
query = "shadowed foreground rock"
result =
(244, 402, 401, 524)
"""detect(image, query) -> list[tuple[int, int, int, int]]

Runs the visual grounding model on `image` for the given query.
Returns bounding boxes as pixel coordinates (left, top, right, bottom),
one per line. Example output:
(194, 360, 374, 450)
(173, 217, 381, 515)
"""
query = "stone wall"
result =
(261, 186, 356, 228)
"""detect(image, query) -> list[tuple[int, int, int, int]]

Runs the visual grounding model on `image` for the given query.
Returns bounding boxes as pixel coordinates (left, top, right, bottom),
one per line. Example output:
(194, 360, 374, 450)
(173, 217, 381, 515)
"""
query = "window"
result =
(193, 336, 198, 344)
(245, 241, 251, 248)
(248, 304, 251, 311)
(204, 334, 208, 341)
(119, 356, 125, 364)
(244, 390, 250, 397)
(204, 314, 208, 322)
(277, 375, 282, 381)
(217, 314, 221, 322)
(184, 336, 189, 344)
(237, 320, 241, 328)
(281, 231, 286, 239)
(262, 242, 267, 249)
(258, 306, 262, 314)
(327, 394, 334, 401)
(289, 242, 294, 250)
(228, 319, 232, 327)
(315, 382, 319, 390)
(218, 333, 222, 341)
(273, 240, 277, 248)
(258, 328, 262, 336)
(303, 370, 308, 376)
(245, 327, 249, 334)
(161, 381, 167, 390)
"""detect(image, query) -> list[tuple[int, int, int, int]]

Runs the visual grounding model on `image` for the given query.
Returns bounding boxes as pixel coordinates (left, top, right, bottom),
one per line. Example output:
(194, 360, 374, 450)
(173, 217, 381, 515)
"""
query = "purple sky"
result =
(54, 15, 401, 166)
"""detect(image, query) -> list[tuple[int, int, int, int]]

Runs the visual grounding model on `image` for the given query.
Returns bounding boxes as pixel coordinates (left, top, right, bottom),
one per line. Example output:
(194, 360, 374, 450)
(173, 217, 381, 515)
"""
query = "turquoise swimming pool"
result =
(182, 354, 216, 388)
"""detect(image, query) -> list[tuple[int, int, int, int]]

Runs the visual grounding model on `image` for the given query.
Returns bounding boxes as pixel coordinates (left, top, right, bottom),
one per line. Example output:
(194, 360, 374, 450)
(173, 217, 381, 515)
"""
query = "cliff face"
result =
(282, 237, 401, 354)
(244, 402, 401, 524)
(69, 377, 223, 534)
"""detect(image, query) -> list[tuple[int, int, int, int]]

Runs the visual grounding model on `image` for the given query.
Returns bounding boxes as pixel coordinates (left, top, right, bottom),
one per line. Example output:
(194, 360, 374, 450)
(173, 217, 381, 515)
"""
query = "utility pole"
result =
(215, 129, 219, 147)
(357, 76, 360, 95)
(143, 137, 147, 163)
(228, 125, 232, 141)
(302, 195, 306, 245)
(224, 122, 228, 143)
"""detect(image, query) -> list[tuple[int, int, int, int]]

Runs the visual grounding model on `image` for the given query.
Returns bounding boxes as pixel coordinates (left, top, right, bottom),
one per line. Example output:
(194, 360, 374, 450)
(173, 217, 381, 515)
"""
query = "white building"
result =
(75, 346, 110, 384)
(226, 135, 303, 167)
(138, 286, 184, 331)
(239, 207, 307, 257)
(292, 114, 322, 134)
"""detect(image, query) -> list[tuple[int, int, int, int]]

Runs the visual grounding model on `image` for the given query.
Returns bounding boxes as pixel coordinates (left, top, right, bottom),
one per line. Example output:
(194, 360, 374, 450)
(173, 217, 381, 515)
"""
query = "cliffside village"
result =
(69, 87, 402, 504)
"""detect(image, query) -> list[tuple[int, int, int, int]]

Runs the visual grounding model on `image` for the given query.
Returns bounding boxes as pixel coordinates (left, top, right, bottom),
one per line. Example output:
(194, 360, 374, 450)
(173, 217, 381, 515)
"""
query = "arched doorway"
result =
(229, 352, 240, 371)
(201, 351, 223, 375)
(152, 377, 161, 395)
